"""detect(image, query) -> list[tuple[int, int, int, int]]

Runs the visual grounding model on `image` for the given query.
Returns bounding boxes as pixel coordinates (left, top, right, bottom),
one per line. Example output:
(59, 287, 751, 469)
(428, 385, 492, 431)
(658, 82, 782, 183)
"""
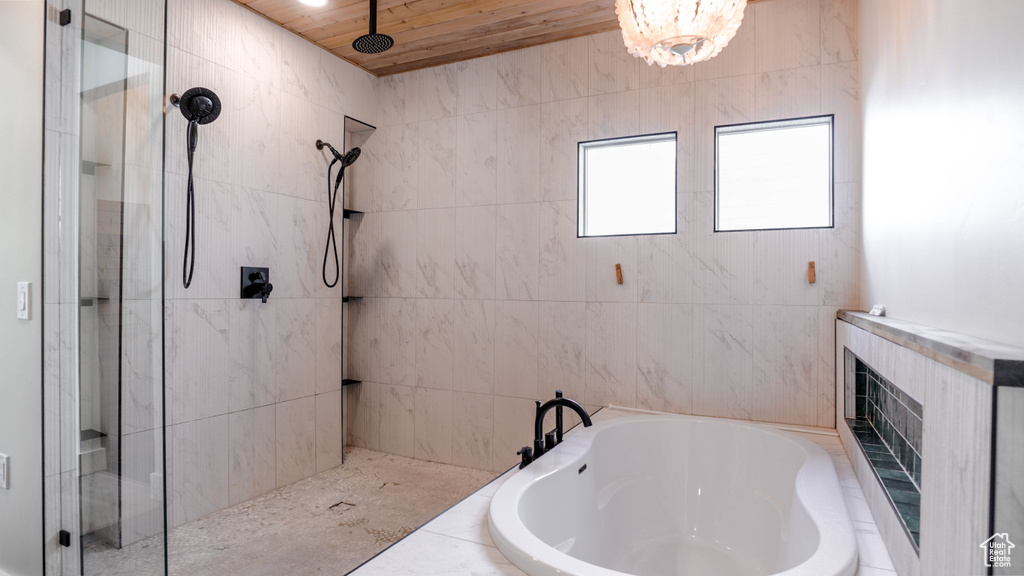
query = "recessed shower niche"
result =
(339, 116, 374, 391)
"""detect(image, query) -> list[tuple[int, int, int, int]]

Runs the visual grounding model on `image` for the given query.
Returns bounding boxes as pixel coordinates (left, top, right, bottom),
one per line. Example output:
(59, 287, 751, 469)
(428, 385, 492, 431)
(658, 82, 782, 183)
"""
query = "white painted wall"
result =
(0, 1, 45, 575)
(860, 0, 1024, 347)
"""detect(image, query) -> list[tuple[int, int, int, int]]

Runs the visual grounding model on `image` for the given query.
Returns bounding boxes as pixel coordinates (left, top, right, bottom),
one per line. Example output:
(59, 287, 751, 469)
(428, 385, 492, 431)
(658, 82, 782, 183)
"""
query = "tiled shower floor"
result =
(84, 447, 497, 576)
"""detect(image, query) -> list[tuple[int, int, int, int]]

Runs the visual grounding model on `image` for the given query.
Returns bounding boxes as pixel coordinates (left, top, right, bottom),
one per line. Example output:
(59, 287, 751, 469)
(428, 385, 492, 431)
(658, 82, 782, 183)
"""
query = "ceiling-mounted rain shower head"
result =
(171, 87, 221, 125)
(353, 0, 394, 54)
(353, 32, 393, 54)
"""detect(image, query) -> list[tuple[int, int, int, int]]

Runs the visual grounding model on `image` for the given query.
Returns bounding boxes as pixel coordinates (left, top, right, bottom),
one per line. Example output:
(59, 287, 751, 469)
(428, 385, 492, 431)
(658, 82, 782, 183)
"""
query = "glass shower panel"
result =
(79, 15, 128, 548)
(73, 3, 167, 574)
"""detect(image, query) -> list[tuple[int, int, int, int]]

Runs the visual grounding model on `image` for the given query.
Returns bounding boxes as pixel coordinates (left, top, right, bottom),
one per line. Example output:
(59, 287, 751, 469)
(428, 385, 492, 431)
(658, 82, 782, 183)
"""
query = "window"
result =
(578, 132, 677, 237)
(715, 115, 833, 232)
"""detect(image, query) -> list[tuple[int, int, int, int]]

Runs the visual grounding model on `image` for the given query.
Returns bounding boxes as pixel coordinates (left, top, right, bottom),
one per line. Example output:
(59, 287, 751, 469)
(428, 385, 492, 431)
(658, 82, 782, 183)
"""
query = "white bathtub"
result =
(488, 413, 858, 576)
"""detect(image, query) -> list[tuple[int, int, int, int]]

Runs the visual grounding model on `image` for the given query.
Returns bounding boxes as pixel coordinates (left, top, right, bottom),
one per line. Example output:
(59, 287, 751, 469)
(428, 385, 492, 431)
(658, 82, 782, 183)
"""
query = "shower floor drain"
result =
(329, 500, 356, 512)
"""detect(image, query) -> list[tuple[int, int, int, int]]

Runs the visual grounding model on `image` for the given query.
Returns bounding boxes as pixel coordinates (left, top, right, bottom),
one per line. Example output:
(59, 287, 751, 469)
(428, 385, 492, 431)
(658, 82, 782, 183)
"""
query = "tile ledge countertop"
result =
(838, 310, 1024, 387)
(348, 407, 898, 576)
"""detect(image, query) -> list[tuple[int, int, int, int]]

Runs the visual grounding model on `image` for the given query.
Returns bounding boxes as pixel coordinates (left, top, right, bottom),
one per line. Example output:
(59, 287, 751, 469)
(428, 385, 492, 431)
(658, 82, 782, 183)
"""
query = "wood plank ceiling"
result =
(234, 0, 765, 77)
(233, 0, 622, 76)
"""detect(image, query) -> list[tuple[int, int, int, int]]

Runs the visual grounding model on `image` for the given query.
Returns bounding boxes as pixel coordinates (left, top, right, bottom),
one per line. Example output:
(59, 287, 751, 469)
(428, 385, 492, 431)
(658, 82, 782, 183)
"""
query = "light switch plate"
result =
(17, 281, 30, 320)
(0, 453, 9, 489)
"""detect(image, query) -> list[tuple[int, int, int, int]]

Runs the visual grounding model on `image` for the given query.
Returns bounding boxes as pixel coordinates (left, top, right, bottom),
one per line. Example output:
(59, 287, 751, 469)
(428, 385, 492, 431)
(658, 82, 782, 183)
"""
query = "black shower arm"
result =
(320, 140, 342, 160)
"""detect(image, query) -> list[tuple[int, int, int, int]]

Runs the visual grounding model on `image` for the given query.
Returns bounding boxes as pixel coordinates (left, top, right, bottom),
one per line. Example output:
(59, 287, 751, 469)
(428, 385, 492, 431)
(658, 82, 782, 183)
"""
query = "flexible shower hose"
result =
(323, 156, 344, 288)
(183, 120, 198, 289)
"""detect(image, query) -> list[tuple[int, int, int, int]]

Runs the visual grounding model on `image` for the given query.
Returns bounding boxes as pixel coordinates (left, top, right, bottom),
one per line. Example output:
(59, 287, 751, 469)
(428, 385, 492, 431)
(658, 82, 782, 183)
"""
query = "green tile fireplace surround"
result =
(836, 311, 1024, 576)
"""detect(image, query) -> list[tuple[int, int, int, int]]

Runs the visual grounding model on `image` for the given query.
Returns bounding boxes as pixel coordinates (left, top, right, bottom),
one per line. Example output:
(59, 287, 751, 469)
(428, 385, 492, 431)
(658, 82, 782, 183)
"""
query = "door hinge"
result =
(59, 9, 71, 26)
(59, 530, 71, 547)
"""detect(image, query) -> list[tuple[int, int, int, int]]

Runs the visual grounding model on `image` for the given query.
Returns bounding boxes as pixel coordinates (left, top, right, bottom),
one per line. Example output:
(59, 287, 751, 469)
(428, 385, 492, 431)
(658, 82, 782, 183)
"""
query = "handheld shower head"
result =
(340, 147, 361, 168)
(169, 86, 222, 289)
(171, 87, 221, 125)
(316, 140, 361, 168)
(317, 138, 361, 289)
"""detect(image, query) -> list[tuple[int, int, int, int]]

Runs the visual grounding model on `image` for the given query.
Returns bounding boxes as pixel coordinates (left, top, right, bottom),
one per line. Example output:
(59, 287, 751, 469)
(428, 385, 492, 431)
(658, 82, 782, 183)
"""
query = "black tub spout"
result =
(533, 393, 592, 459)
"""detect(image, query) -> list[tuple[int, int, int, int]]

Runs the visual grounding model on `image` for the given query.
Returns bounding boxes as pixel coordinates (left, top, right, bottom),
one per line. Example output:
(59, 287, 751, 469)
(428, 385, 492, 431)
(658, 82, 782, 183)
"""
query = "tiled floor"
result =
(846, 418, 921, 547)
(84, 447, 496, 576)
(351, 409, 899, 576)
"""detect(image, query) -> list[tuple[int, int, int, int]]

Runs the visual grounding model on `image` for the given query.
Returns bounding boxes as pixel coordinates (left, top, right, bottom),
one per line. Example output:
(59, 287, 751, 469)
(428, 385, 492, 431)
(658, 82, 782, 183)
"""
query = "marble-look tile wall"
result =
(346, 0, 861, 473)
(163, 0, 377, 532)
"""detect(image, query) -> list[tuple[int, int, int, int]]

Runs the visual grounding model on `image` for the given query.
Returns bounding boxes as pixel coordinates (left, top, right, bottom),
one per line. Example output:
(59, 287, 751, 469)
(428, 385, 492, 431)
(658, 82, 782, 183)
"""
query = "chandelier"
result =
(615, 0, 748, 67)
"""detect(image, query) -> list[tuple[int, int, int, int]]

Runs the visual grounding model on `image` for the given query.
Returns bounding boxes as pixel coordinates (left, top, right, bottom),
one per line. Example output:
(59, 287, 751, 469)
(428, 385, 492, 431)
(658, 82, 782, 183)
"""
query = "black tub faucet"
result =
(527, 390, 592, 462)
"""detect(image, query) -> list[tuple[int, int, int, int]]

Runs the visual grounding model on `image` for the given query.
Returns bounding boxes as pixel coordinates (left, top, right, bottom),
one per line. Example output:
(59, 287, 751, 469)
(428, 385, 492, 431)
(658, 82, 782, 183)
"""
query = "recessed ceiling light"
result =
(299, 0, 328, 7)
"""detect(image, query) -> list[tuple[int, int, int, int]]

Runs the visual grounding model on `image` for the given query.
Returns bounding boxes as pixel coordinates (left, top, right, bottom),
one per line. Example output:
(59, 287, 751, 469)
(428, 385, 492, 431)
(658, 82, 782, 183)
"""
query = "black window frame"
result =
(713, 114, 835, 233)
(576, 131, 679, 239)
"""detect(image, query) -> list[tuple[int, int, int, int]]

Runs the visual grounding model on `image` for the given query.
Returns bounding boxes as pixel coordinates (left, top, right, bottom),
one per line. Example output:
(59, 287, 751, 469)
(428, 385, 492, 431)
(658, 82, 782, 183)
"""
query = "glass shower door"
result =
(59, 1, 167, 574)
(78, 15, 129, 554)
